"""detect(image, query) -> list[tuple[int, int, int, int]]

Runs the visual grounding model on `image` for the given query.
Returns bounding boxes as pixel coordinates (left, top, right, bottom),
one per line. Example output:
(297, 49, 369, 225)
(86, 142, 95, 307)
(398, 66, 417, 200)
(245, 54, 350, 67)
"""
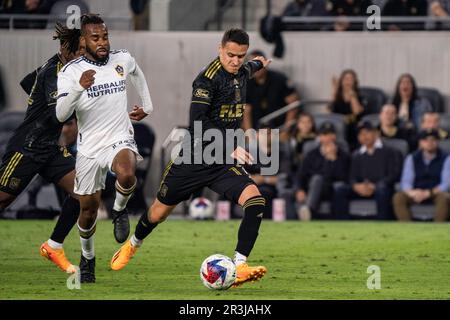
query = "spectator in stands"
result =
(428, 0, 450, 29)
(0, 0, 57, 29)
(329, 69, 365, 149)
(382, 0, 428, 30)
(290, 112, 317, 163)
(295, 122, 350, 220)
(393, 129, 450, 221)
(243, 50, 300, 141)
(329, 0, 373, 31)
(392, 73, 432, 129)
(246, 127, 279, 219)
(420, 111, 449, 139)
(378, 103, 416, 150)
(333, 121, 401, 220)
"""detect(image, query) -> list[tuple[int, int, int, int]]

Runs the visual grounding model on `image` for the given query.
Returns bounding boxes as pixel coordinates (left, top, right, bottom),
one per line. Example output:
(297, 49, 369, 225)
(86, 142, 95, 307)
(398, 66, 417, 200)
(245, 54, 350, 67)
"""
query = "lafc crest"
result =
(115, 65, 124, 77)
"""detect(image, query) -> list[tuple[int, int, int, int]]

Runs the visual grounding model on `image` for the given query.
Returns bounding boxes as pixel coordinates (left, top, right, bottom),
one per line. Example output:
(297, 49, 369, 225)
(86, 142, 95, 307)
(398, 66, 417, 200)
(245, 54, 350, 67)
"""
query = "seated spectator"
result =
(382, 0, 428, 30)
(428, 0, 450, 29)
(333, 121, 401, 220)
(1, 0, 57, 29)
(290, 112, 317, 164)
(329, 0, 373, 30)
(420, 111, 449, 140)
(392, 73, 432, 130)
(378, 103, 416, 150)
(243, 50, 300, 141)
(246, 127, 279, 219)
(393, 129, 450, 221)
(295, 122, 350, 220)
(329, 69, 365, 149)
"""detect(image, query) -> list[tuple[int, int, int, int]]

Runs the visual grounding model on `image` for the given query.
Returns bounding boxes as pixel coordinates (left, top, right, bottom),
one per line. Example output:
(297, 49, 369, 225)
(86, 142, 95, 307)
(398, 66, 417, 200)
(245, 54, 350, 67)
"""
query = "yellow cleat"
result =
(232, 263, 267, 288)
(39, 242, 76, 273)
(110, 240, 137, 271)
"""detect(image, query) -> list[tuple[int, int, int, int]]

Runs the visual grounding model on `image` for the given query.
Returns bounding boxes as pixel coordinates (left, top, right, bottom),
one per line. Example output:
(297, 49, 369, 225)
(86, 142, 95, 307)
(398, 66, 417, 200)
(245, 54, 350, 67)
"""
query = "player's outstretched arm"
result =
(245, 56, 272, 78)
(128, 64, 153, 121)
(55, 69, 95, 123)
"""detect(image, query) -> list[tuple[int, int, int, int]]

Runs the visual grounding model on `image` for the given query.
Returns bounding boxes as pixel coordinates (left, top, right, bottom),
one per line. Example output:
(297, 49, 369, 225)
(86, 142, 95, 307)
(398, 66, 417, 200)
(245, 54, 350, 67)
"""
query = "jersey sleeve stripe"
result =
(192, 100, 211, 105)
(205, 60, 220, 78)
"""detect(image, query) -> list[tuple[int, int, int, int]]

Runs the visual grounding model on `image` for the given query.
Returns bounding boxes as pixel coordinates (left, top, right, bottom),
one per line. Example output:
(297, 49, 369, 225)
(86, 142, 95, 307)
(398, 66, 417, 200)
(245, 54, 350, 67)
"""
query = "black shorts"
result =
(0, 147, 75, 196)
(156, 161, 255, 206)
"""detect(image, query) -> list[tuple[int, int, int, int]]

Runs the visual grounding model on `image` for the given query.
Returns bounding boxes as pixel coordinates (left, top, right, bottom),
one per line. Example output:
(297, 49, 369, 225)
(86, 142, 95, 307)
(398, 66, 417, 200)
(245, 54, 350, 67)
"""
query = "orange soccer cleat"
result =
(110, 240, 138, 271)
(39, 242, 76, 273)
(232, 263, 267, 287)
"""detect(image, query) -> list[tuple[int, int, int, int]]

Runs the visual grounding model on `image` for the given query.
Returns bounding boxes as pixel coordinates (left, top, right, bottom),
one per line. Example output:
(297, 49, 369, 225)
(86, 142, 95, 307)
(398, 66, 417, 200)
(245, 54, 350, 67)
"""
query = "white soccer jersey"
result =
(56, 49, 153, 158)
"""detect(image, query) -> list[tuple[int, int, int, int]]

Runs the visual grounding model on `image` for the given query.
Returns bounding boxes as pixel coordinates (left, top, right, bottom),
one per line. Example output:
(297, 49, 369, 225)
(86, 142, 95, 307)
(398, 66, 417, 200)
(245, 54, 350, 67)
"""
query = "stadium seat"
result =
(417, 87, 444, 113)
(46, 0, 90, 29)
(361, 114, 380, 127)
(359, 86, 388, 114)
(381, 138, 409, 158)
(0, 111, 25, 158)
(440, 114, 450, 133)
(301, 139, 349, 156)
(313, 113, 346, 142)
(439, 139, 450, 154)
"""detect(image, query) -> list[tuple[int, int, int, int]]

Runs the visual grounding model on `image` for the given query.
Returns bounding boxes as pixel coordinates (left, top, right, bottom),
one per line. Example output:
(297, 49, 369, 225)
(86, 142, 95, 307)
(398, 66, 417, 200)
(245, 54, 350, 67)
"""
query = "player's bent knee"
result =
(238, 184, 262, 206)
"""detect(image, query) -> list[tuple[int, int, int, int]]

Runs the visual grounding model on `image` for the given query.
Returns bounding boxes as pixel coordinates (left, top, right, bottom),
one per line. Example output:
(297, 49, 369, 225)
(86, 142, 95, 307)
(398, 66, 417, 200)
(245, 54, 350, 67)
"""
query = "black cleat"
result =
(79, 255, 96, 283)
(112, 208, 130, 243)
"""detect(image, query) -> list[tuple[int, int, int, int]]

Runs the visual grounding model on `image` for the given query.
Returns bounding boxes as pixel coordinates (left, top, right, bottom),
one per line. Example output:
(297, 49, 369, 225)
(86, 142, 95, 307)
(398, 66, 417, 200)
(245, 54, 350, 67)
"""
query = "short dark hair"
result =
(80, 14, 105, 34)
(53, 22, 80, 54)
(221, 28, 249, 46)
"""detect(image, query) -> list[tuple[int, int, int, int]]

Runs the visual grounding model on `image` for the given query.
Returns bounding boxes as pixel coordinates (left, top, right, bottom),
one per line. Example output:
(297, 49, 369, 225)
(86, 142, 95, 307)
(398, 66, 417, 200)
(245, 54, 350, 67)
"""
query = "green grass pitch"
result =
(0, 219, 449, 300)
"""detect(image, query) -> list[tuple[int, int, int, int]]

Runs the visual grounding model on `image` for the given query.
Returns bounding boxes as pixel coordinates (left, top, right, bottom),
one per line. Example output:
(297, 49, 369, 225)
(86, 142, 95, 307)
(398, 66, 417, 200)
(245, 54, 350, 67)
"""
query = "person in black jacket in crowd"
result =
(332, 121, 402, 220)
(295, 122, 350, 220)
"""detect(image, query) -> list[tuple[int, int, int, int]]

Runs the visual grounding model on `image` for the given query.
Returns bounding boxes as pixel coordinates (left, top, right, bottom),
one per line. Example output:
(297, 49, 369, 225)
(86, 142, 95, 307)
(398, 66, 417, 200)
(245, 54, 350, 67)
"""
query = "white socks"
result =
(47, 239, 63, 250)
(234, 251, 247, 266)
(130, 234, 143, 248)
(113, 180, 136, 211)
(78, 222, 96, 260)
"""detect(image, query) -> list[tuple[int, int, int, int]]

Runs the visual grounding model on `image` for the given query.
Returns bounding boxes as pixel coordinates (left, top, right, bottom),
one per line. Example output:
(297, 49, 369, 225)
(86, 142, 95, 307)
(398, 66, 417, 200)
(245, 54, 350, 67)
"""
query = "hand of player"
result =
(230, 146, 254, 165)
(252, 56, 272, 68)
(79, 70, 96, 89)
(129, 105, 148, 121)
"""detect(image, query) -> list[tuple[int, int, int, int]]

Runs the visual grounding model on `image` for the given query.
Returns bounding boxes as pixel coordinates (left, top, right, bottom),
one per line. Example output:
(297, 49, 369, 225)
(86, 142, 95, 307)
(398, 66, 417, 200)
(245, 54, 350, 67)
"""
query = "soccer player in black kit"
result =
(0, 23, 86, 277)
(111, 29, 272, 287)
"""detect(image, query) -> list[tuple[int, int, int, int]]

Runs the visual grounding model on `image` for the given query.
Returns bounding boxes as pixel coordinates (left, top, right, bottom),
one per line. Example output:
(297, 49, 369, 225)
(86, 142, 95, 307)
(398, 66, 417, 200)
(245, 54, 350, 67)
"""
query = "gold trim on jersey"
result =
(192, 100, 211, 105)
(229, 167, 242, 176)
(0, 152, 23, 187)
(205, 60, 221, 79)
(159, 160, 174, 190)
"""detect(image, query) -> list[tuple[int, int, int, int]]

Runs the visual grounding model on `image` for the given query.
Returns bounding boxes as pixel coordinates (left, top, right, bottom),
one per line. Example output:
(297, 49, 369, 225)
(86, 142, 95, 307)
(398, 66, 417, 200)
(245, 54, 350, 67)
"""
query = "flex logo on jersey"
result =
(115, 65, 124, 77)
(219, 104, 245, 120)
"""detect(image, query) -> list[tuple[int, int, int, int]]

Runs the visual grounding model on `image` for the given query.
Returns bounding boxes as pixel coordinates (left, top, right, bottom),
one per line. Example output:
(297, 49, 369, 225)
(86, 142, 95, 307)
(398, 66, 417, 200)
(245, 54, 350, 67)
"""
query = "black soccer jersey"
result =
(189, 57, 263, 135)
(185, 57, 262, 158)
(6, 54, 66, 163)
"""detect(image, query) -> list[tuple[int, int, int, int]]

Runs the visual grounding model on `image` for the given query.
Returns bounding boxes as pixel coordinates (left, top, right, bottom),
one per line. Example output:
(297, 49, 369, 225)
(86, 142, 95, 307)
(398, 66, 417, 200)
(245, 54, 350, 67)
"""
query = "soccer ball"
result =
(200, 254, 236, 290)
(189, 197, 214, 220)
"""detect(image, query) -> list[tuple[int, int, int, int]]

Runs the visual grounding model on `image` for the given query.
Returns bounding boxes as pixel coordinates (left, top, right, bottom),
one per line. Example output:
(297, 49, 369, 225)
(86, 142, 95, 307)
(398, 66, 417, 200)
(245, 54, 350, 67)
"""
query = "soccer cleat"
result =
(110, 240, 137, 271)
(39, 242, 76, 273)
(79, 255, 96, 283)
(232, 263, 267, 288)
(111, 208, 130, 243)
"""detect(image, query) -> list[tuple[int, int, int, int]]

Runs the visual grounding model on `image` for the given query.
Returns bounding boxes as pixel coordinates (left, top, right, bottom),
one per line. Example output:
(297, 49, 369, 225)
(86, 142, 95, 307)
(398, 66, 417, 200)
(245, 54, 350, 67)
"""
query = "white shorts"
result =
(74, 138, 142, 195)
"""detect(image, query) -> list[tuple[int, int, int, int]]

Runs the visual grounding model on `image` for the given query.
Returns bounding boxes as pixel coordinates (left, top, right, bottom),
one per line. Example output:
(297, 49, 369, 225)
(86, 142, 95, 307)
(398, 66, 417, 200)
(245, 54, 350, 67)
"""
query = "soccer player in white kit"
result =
(55, 14, 153, 282)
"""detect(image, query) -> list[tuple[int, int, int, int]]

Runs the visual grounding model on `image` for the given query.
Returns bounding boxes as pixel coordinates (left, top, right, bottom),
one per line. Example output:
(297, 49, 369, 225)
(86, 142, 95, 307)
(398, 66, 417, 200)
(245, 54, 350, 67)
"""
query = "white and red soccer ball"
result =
(200, 254, 236, 290)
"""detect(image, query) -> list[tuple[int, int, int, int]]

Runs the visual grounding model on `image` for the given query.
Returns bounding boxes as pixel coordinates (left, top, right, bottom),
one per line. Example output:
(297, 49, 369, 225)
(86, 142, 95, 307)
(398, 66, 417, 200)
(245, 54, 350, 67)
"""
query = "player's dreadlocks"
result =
(53, 22, 81, 54)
